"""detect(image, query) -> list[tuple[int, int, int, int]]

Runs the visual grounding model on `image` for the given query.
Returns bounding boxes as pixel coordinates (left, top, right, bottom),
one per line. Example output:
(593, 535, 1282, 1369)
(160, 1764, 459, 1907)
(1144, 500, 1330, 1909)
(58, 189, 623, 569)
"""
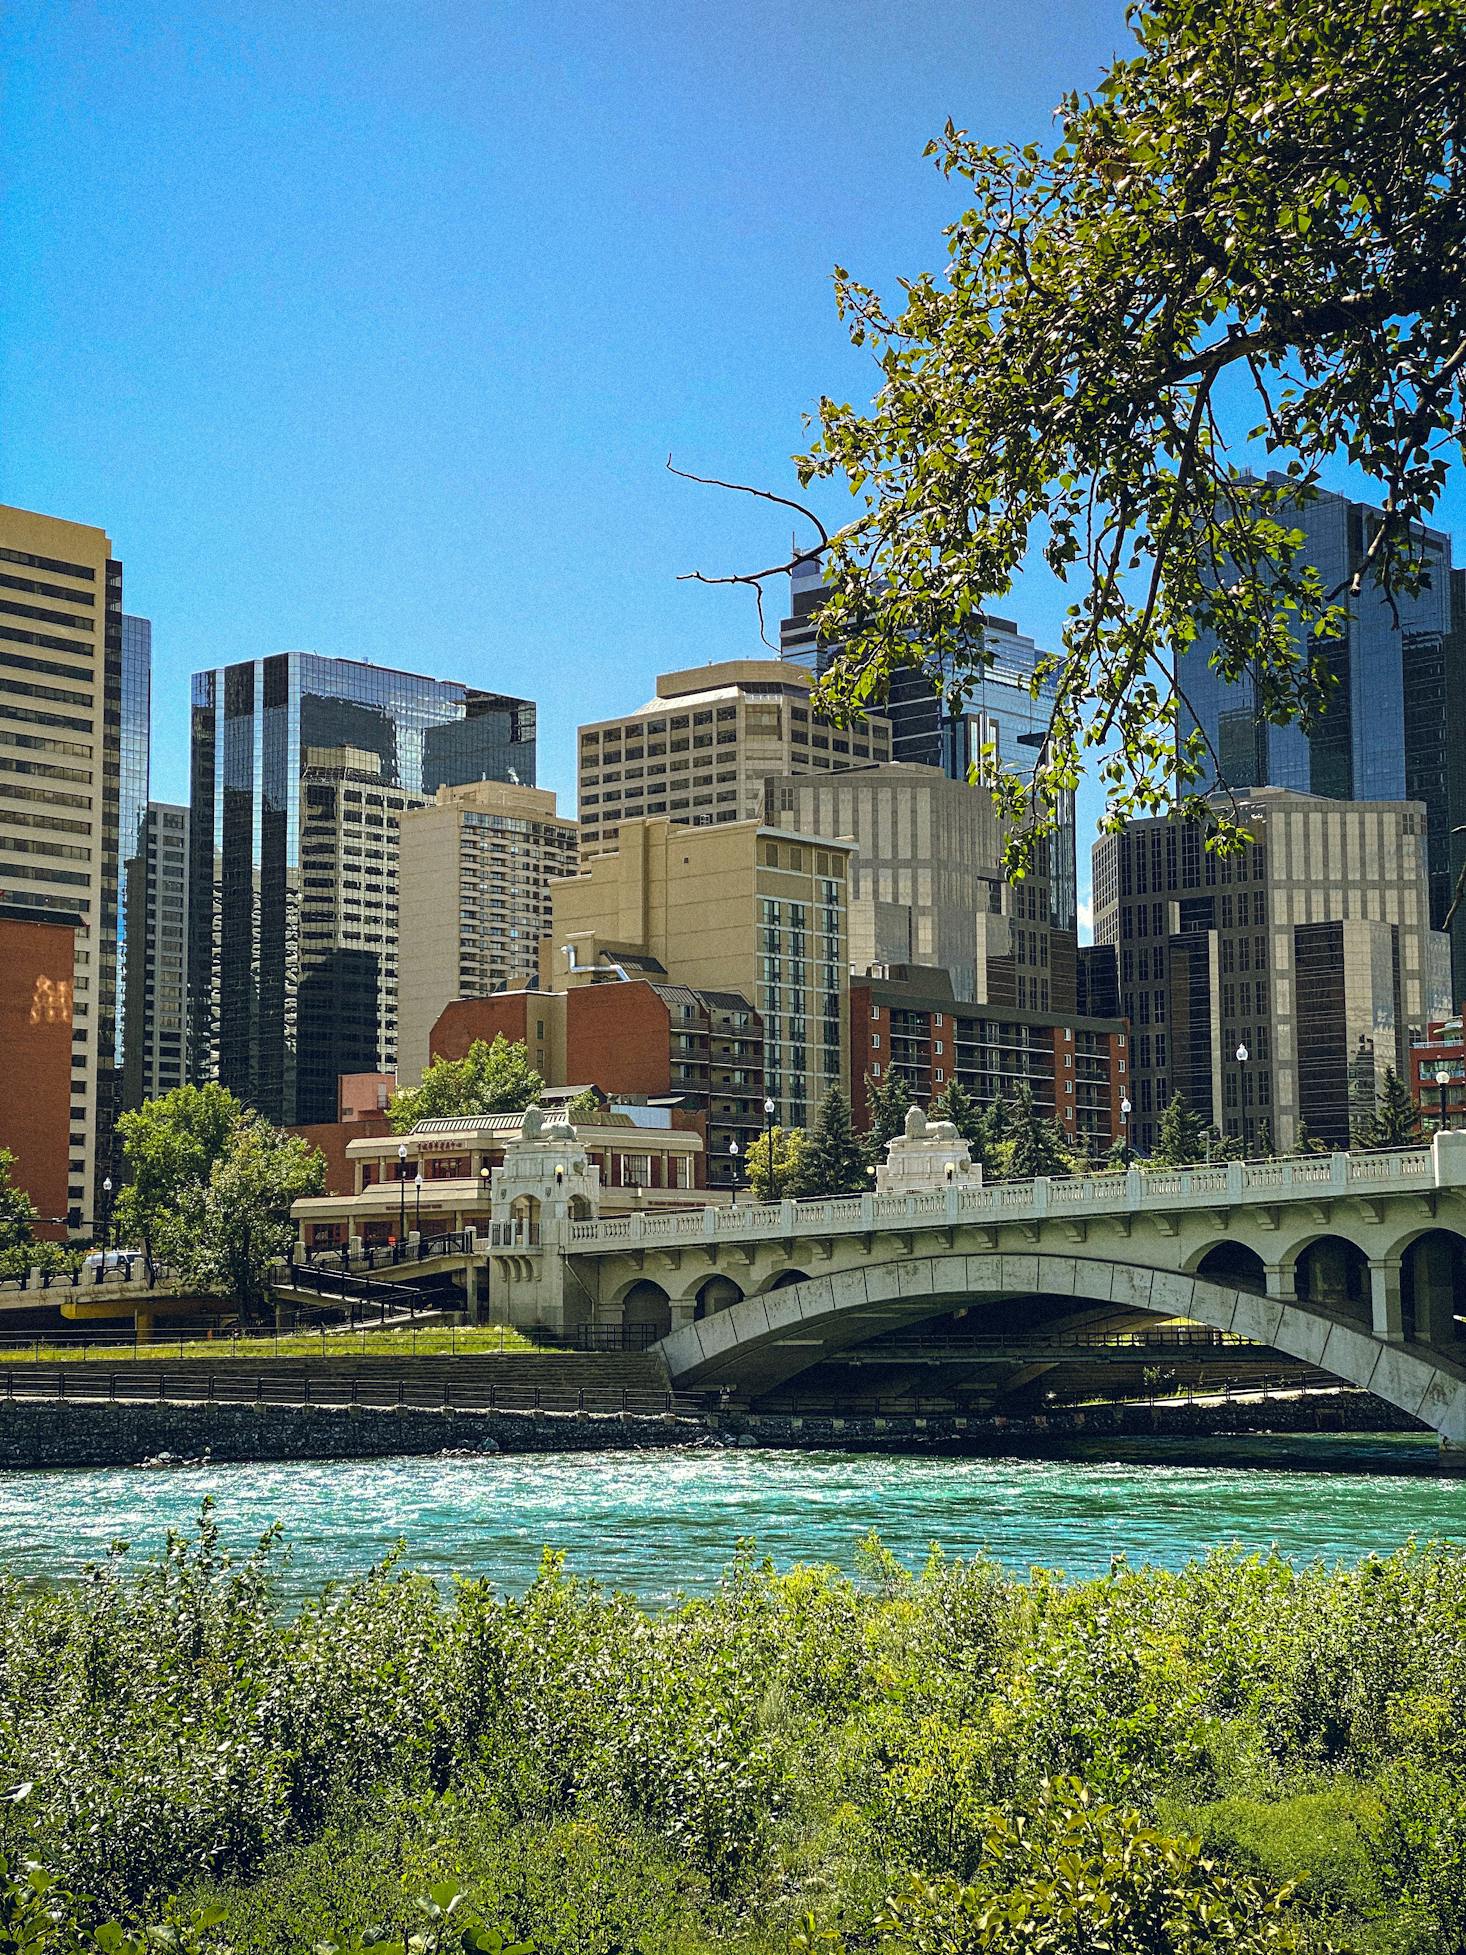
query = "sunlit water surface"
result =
(0, 1436, 1461, 1602)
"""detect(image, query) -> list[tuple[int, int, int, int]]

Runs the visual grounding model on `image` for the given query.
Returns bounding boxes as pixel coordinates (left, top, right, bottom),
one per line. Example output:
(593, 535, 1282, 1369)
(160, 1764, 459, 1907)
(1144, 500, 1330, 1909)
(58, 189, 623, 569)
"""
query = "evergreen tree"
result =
(1367, 1067, 1423, 1149)
(929, 1079, 993, 1172)
(799, 1088, 869, 1198)
(1001, 1083, 1073, 1180)
(1151, 1093, 1208, 1167)
(863, 1070, 912, 1167)
(1252, 1120, 1274, 1160)
(1104, 1132, 1136, 1171)
(986, 1091, 1011, 1144)
(1293, 1117, 1327, 1156)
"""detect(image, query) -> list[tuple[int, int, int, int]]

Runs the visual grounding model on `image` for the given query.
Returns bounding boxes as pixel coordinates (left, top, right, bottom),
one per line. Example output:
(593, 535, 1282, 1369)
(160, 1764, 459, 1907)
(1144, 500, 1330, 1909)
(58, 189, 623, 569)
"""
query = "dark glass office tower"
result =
(781, 558, 1078, 967)
(1178, 476, 1466, 994)
(187, 653, 535, 1124)
(116, 614, 152, 1114)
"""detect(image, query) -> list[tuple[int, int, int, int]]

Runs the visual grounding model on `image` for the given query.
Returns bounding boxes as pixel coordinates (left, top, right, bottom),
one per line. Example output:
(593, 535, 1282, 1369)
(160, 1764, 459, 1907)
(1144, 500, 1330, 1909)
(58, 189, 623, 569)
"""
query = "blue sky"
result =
(5, 0, 1465, 931)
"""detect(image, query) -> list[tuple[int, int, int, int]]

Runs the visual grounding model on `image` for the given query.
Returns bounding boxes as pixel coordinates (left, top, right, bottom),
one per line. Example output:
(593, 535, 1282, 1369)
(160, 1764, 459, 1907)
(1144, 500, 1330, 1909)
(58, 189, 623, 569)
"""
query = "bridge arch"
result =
(694, 1274, 744, 1320)
(1191, 1241, 1268, 1295)
(617, 1278, 672, 1342)
(657, 1250, 1466, 1444)
(1291, 1234, 1370, 1313)
(756, 1268, 812, 1295)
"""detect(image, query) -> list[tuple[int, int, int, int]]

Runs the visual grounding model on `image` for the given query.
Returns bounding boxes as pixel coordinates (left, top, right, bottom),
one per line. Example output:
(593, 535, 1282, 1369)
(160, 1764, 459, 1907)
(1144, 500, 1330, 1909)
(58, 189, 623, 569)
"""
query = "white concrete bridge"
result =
(486, 1113, 1466, 1446)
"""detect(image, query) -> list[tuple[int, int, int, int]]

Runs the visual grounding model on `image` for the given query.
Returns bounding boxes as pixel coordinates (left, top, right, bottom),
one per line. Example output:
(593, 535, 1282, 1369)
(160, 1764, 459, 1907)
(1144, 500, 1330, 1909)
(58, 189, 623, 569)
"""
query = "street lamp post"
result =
(1119, 1095, 1131, 1167)
(763, 1095, 778, 1204)
(413, 1171, 423, 1233)
(1235, 1044, 1250, 1156)
(1437, 1066, 1452, 1133)
(728, 1136, 740, 1194)
(396, 1142, 408, 1245)
(100, 1176, 113, 1252)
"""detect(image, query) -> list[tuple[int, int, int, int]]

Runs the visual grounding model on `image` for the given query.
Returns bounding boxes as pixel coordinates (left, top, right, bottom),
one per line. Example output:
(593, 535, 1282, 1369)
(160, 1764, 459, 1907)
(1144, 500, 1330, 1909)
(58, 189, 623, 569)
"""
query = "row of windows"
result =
(0, 544, 96, 581)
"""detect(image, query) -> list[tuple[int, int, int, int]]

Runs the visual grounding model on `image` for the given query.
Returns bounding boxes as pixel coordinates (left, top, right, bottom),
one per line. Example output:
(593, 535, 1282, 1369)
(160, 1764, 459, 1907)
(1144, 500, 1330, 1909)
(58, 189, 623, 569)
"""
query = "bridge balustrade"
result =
(563, 1147, 1439, 1251)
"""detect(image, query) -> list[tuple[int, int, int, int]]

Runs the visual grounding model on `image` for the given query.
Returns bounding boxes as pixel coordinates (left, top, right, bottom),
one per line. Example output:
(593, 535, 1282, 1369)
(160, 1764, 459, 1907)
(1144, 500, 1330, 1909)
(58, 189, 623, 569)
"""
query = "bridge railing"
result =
(0, 1257, 171, 1295)
(563, 1143, 1444, 1251)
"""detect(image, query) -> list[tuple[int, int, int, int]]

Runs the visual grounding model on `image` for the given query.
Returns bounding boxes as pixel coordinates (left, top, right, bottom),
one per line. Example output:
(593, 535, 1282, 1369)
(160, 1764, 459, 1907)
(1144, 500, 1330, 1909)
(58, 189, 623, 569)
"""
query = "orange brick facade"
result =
(0, 914, 76, 1236)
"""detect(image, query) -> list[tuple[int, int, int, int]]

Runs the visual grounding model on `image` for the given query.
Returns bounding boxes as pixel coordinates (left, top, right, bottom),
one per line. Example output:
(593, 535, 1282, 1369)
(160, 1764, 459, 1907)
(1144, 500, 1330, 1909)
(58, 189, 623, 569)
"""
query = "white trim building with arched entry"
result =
(291, 1108, 705, 1253)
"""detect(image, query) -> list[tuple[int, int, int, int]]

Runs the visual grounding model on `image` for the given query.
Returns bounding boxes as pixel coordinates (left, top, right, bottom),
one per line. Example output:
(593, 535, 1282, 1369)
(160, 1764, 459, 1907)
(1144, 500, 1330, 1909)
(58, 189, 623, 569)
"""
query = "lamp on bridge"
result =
(479, 1165, 491, 1202)
(396, 1142, 408, 1243)
(1437, 1065, 1452, 1133)
(1234, 1045, 1249, 1156)
(728, 1136, 739, 1193)
(763, 1096, 778, 1202)
(100, 1176, 113, 1252)
(413, 1171, 422, 1232)
(945, 1161, 956, 1184)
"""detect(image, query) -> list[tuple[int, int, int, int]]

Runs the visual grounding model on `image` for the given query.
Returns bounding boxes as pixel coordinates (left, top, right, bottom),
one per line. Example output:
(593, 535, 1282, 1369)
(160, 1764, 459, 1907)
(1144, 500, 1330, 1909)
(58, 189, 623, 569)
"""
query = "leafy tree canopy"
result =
(113, 1083, 245, 1265)
(0, 1147, 38, 1256)
(687, 0, 1466, 870)
(388, 1037, 547, 1133)
(182, 1119, 325, 1320)
(744, 1125, 809, 1204)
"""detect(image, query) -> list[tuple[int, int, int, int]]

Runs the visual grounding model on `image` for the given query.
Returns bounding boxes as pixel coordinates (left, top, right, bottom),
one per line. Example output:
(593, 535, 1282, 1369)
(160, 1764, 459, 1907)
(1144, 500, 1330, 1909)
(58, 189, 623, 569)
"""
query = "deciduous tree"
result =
(683, 0, 1466, 875)
(744, 1125, 808, 1204)
(388, 1037, 546, 1133)
(182, 1119, 325, 1321)
(112, 1083, 245, 1274)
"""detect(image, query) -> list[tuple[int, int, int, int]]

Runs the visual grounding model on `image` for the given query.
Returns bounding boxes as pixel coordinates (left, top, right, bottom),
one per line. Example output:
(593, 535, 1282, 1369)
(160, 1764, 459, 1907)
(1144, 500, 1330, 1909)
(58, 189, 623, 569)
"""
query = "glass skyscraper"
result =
(116, 614, 152, 1114)
(187, 652, 536, 1124)
(1178, 476, 1466, 995)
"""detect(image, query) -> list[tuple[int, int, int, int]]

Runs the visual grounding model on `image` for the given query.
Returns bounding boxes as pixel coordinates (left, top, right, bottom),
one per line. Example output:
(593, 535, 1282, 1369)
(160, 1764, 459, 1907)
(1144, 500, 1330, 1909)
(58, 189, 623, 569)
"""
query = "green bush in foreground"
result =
(6, 1510, 1466, 1951)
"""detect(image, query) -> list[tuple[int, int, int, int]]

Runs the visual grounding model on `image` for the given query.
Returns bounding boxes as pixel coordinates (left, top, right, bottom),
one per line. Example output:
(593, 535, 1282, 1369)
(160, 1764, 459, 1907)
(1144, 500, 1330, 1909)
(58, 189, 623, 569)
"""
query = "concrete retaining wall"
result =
(0, 1399, 709, 1469)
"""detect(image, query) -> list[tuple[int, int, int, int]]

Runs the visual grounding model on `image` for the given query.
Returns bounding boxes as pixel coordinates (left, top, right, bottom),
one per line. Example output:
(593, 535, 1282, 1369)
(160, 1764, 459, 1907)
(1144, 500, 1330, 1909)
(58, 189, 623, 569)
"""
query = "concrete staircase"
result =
(4, 1349, 702, 1417)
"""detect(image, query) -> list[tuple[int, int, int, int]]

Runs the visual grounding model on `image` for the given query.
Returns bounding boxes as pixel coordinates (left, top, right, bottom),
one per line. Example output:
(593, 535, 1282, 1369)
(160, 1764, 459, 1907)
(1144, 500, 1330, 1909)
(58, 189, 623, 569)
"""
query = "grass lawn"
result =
(0, 1323, 561, 1364)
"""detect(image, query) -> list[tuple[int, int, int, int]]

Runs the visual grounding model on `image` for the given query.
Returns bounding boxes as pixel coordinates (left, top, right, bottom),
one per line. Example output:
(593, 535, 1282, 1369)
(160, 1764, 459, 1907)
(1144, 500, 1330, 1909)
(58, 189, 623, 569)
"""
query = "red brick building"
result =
(0, 910, 77, 1236)
(850, 966, 1127, 1156)
(1410, 1015, 1465, 1129)
(429, 978, 764, 1191)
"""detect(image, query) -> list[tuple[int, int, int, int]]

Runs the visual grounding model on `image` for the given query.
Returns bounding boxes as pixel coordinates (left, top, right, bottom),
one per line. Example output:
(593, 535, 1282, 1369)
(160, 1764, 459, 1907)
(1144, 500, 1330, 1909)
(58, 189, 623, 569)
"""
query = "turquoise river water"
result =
(1, 1435, 1462, 1601)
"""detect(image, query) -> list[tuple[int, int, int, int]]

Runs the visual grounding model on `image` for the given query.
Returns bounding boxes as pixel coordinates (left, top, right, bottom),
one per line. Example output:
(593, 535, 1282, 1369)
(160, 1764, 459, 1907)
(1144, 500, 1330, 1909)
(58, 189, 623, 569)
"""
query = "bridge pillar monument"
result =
(486, 1106, 603, 1336)
(877, 1106, 983, 1192)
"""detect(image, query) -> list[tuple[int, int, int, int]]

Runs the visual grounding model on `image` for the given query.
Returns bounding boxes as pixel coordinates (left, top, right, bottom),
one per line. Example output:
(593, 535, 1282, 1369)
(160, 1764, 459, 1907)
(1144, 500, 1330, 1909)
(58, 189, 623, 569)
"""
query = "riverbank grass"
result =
(0, 1323, 552, 1363)
(3, 1513, 1466, 1951)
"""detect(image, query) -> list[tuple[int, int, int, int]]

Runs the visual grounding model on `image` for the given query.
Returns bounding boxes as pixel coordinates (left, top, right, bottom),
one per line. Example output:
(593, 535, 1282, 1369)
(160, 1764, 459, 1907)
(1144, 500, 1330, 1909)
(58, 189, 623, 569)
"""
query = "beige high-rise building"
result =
(0, 504, 123, 1223)
(764, 762, 1078, 1012)
(295, 747, 423, 1116)
(1092, 788, 1453, 1153)
(576, 660, 890, 857)
(547, 816, 853, 1127)
(397, 780, 578, 1085)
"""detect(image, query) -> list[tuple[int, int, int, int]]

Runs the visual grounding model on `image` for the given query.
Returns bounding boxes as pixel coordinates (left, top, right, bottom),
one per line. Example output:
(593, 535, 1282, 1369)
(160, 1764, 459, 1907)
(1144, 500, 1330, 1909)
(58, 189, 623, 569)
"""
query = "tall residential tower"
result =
(0, 504, 124, 1221)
